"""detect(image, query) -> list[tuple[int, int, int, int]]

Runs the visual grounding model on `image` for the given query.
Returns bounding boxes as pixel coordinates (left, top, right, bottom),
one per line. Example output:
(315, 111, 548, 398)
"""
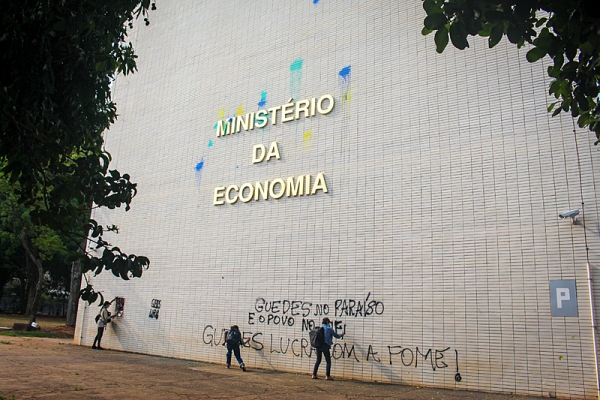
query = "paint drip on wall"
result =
(290, 58, 303, 100)
(303, 130, 312, 149)
(338, 65, 351, 119)
(258, 91, 267, 108)
(337, 65, 352, 156)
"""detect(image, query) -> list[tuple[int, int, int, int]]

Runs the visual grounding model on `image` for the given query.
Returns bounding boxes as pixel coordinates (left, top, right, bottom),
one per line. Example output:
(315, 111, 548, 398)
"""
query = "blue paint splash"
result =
(313, 0, 319, 3)
(258, 91, 267, 107)
(195, 159, 204, 171)
(339, 65, 352, 101)
(208, 140, 213, 147)
(339, 65, 351, 81)
(338, 65, 352, 121)
(290, 58, 303, 71)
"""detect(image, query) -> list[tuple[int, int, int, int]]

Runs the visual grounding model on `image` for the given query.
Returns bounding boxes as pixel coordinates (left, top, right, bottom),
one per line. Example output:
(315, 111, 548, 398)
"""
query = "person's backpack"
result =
(309, 326, 324, 348)
(226, 328, 241, 344)
(95, 309, 112, 324)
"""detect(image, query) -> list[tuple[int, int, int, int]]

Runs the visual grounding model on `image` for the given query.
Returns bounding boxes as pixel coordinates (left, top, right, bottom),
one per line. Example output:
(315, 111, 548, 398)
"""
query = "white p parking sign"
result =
(550, 280, 578, 317)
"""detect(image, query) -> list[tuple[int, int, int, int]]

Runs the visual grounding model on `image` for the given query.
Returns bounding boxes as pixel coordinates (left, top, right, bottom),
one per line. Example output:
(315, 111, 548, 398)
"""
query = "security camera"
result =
(559, 209, 580, 224)
(559, 209, 579, 219)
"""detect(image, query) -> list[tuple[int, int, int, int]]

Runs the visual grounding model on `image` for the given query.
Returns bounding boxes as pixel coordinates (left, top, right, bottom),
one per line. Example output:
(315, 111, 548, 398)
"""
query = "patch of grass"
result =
(0, 331, 60, 338)
(0, 314, 74, 338)
(0, 394, 17, 400)
(0, 314, 66, 330)
(73, 386, 84, 391)
(1, 340, 11, 344)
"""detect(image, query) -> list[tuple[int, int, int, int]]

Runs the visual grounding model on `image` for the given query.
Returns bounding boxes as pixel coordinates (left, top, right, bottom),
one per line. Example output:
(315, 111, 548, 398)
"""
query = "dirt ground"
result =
(0, 336, 552, 400)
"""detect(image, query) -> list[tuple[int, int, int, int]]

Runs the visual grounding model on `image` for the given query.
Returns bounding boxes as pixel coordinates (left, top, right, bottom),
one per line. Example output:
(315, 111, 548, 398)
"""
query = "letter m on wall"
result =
(216, 120, 229, 137)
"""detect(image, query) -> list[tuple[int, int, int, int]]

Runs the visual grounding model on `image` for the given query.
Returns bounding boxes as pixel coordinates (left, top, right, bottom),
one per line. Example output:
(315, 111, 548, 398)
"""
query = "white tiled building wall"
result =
(75, 1, 600, 398)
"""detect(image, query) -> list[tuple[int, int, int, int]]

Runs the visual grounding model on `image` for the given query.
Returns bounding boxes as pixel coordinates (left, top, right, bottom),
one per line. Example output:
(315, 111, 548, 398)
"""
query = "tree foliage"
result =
(422, 0, 600, 138)
(0, 1, 155, 305)
(0, 175, 71, 318)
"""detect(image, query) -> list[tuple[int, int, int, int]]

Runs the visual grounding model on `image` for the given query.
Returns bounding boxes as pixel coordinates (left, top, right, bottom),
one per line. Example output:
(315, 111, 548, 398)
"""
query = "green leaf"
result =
(424, 13, 448, 31)
(533, 28, 553, 52)
(478, 22, 493, 37)
(535, 17, 548, 27)
(526, 47, 547, 62)
(423, 0, 442, 15)
(506, 24, 522, 44)
(450, 22, 469, 50)
(489, 24, 504, 48)
(576, 92, 590, 111)
(97, 292, 104, 306)
(435, 26, 450, 53)
(422, 27, 434, 36)
(484, 10, 505, 24)
(553, 53, 564, 69)
(578, 113, 591, 128)
(571, 105, 580, 117)
(580, 41, 594, 55)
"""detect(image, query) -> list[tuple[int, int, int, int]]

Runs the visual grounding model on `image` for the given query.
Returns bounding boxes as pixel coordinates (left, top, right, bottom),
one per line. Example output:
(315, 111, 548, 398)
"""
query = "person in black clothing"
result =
(312, 317, 344, 380)
(92, 301, 112, 350)
(222, 325, 250, 371)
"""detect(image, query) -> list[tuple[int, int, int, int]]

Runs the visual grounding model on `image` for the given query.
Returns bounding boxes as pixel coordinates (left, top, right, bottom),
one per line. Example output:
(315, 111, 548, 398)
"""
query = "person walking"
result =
(222, 325, 250, 371)
(312, 317, 344, 380)
(92, 301, 112, 350)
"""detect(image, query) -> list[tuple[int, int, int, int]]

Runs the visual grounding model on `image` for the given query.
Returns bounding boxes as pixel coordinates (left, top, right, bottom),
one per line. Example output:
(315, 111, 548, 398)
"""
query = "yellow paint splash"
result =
(218, 108, 225, 119)
(342, 88, 352, 102)
(303, 130, 312, 149)
(236, 105, 245, 116)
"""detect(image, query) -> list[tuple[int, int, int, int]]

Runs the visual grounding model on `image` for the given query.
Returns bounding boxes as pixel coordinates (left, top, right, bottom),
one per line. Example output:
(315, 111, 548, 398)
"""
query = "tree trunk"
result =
(21, 257, 34, 314)
(18, 278, 27, 314)
(24, 274, 37, 316)
(65, 238, 86, 326)
(21, 233, 45, 324)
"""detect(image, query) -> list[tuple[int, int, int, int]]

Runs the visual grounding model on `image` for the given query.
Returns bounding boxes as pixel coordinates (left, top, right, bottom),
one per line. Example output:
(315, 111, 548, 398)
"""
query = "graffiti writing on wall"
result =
(248, 293, 384, 329)
(149, 299, 161, 319)
(201, 293, 461, 381)
(201, 324, 459, 375)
